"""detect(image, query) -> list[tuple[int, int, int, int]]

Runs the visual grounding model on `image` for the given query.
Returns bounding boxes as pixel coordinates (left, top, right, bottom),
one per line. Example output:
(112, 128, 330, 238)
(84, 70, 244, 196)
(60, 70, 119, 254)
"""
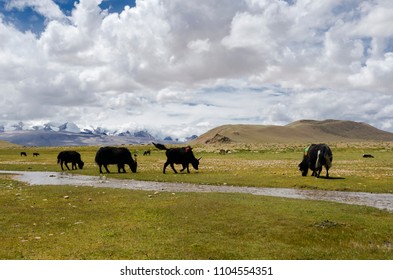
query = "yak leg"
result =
(169, 163, 178, 174)
(180, 164, 188, 172)
(98, 164, 110, 173)
(316, 167, 323, 178)
(163, 161, 170, 174)
(170, 163, 178, 173)
(117, 164, 126, 173)
(64, 162, 71, 170)
(104, 164, 110, 173)
(60, 161, 65, 171)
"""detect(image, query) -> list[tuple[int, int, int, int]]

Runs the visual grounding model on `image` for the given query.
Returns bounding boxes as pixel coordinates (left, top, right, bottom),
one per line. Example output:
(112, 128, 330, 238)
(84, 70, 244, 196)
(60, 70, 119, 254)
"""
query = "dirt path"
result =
(2, 170, 393, 212)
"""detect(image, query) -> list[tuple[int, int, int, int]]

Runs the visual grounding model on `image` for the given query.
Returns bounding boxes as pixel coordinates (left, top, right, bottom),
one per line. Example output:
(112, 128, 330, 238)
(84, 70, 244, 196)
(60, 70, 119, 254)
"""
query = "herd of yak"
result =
(56, 143, 201, 175)
(53, 142, 335, 178)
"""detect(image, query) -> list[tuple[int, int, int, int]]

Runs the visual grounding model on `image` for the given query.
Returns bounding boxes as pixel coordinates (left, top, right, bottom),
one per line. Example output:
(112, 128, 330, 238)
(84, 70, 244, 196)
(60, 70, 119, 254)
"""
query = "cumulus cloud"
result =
(0, 0, 393, 138)
(4, 0, 65, 20)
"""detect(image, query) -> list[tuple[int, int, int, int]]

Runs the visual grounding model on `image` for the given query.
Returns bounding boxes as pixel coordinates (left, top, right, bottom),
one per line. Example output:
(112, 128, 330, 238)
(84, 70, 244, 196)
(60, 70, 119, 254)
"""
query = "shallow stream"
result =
(2, 170, 393, 212)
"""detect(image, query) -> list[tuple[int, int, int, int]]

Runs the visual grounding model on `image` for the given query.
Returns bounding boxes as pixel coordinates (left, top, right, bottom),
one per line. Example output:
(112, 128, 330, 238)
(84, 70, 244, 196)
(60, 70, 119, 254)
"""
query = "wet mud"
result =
(2, 170, 393, 212)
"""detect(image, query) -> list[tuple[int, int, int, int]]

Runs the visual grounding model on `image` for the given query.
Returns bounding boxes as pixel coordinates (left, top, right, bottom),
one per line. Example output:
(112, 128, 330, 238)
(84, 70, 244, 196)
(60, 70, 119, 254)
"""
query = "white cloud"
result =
(187, 38, 211, 54)
(348, 53, 393, 91)
(5, 0, 65, 20)
(0, 0, 393, 139)
(354, 1, 393, 38)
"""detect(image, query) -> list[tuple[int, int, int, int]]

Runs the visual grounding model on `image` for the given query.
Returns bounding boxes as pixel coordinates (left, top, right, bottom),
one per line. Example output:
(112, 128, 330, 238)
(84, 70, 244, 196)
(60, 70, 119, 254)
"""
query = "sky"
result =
(1, 0, 393, 140)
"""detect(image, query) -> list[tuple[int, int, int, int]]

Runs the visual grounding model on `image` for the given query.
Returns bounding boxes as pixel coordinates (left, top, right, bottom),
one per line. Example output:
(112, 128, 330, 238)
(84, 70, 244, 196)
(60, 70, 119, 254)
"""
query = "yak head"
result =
(185, 147, 201, 171)
(129, 154, 137, 173)
(191, 157, 201, 171)
(78, 161, 85, 169)
(298, 159, 309, 176)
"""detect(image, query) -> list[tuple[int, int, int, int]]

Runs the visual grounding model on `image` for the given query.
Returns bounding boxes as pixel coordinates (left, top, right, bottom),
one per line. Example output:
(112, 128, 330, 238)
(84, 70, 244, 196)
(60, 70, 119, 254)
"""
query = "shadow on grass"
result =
(319, 176, 345, 180)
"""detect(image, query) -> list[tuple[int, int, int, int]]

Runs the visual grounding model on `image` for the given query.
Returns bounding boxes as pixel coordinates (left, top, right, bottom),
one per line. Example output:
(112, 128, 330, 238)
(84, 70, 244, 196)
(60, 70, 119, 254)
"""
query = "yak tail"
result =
(316, 147, 333, 169)
(315, 150, 322, 170)
(152, 142, 168, 150)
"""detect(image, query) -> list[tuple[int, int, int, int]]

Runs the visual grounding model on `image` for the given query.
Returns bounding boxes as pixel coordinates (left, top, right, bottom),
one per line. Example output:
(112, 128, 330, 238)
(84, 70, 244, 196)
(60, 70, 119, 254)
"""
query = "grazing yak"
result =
(153, 142, 201, 174)
(363, 154, 374, 158)
(298, 144, 333, 178)
(95, 146, 137, 174)
(57, 151, 84, 171)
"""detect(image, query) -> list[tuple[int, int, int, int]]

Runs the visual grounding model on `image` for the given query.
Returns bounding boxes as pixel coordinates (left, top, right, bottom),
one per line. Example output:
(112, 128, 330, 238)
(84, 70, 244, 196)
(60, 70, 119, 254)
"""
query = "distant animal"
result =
(33, 153, 39, 157)
(363, 154, 374, 158)
(20, 152, 27, 156)
(219, 149, 231, 154)
(298, 144, 333, 178)
(95, 146, 137, 173)
(143, 150, 151, 156)
(153, 142, 201, 174)
(57, 151, 84, 171)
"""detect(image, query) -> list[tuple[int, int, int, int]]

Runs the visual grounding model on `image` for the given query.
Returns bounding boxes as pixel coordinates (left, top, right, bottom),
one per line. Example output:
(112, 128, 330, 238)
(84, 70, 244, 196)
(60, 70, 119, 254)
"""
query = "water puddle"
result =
(2, 170, 393, 212)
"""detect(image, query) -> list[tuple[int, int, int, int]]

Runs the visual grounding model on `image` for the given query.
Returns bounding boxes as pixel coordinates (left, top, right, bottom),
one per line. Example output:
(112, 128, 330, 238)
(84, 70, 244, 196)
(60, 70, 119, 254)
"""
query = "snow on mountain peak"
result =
(58, 122, 81, 133)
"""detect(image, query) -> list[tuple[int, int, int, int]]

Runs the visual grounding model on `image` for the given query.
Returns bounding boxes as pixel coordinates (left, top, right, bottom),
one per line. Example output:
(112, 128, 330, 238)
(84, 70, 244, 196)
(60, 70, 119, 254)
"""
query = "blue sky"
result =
(0, 0, 136, 33)
(1, 0, 393, 139)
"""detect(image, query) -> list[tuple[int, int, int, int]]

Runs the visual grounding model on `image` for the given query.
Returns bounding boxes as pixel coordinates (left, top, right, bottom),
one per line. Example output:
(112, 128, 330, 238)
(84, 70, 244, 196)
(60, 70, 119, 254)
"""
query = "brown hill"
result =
(0, 140, 20, 148)
(191, 120, 393, 145)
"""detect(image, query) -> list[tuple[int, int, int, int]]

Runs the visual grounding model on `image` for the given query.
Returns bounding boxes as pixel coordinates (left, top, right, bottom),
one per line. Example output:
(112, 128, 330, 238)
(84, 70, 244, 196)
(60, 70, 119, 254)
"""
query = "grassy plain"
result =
(0, 142, 392, 259)
(1, 142, 393, 193)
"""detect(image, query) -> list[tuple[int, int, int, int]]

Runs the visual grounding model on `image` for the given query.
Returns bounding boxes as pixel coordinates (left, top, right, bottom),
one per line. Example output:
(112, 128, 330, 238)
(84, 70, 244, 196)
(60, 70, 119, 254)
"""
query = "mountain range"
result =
(0, 122, 188, 146)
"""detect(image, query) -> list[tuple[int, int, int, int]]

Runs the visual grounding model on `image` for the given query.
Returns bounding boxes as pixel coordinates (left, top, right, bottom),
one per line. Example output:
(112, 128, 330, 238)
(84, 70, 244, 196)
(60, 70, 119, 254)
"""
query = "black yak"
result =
(95, 146, 137, 173)
(363, 154, 374, 158)
(298, 144, 333, 178)
(57, 151, 84, 171)
(153, 142, 201, 174)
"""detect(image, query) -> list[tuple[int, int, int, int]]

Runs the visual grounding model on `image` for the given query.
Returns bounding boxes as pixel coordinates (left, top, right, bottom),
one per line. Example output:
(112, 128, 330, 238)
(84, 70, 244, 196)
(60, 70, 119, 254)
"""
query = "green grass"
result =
(1, 176, 392, 260)
(1, 143, 392, 193)
(0, 142, 392, 259)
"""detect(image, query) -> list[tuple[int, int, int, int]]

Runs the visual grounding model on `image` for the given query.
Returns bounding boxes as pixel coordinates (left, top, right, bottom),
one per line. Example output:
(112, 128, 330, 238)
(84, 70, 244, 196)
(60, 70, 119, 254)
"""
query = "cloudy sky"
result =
(1, 0, 393, 139)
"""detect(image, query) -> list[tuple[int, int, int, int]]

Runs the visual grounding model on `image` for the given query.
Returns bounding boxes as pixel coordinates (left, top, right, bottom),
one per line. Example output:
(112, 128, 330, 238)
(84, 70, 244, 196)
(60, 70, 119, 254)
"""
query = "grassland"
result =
(1, 142, 393, 193)
(0, 142, 393, 259)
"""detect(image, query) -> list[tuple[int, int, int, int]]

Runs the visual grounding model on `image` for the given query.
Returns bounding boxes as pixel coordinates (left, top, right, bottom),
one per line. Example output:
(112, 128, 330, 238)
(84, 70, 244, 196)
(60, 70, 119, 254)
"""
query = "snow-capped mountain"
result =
(0, 121, 189, 146)
(58, 122, 81, 133)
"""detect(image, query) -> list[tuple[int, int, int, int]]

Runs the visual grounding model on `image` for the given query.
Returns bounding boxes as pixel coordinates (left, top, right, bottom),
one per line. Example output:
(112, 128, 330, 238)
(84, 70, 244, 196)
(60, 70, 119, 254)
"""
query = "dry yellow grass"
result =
(0, 140, 20, 148)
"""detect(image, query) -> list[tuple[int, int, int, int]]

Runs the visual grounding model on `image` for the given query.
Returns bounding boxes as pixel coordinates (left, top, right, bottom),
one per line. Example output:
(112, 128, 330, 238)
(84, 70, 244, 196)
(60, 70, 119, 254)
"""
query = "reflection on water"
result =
(1, 170, 393, 212)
